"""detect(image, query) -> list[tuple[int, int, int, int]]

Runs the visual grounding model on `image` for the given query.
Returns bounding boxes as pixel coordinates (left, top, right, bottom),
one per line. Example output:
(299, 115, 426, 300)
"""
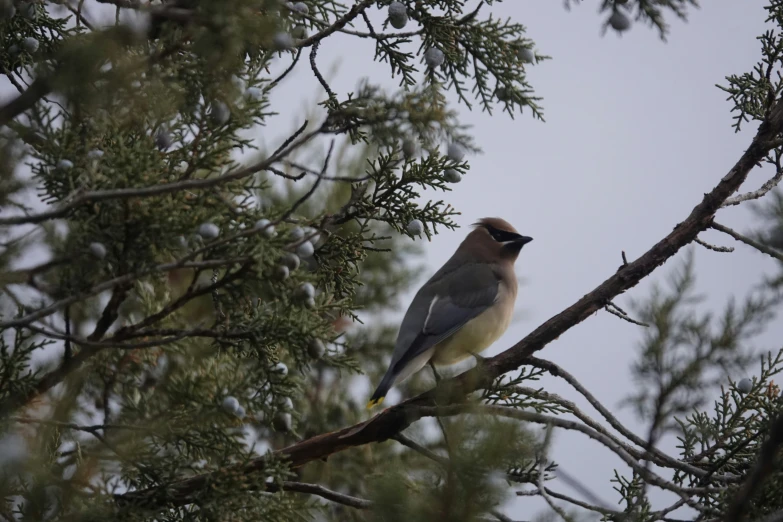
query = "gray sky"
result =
(4, 0, 780, 519)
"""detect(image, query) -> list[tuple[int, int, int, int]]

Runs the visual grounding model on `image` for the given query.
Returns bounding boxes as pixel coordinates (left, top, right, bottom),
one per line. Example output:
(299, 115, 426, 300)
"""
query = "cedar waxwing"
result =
(367, 217, 533, 408)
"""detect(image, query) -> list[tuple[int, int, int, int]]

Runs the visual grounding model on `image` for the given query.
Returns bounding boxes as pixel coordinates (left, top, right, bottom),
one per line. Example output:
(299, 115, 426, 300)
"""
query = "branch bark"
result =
(0, 77, 51, 127)
(115, 98, 783, 510)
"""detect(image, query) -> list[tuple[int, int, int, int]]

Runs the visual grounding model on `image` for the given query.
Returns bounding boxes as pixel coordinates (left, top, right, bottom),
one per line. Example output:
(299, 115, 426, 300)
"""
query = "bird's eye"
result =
(489, 229, 504, 241)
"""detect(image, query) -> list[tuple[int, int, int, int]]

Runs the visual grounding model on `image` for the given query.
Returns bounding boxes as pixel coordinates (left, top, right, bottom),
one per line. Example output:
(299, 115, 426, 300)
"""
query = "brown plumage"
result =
(367, 217, 533, 408)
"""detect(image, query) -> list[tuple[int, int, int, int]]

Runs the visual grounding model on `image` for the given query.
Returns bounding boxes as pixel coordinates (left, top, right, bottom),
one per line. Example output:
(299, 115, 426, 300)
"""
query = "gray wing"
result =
(389, 262, 500, 375)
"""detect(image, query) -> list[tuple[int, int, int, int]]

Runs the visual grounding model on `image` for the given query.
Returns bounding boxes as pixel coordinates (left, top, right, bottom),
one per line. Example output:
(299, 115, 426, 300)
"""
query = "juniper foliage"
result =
(1, 1, 783, 522)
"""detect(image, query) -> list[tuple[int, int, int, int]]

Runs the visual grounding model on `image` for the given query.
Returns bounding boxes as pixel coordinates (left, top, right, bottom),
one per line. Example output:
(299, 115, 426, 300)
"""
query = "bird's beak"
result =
(512, 235, 533, 246)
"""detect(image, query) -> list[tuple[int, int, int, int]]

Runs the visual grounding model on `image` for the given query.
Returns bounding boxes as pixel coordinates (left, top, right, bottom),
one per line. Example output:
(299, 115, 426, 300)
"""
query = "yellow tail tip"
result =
(366, 396, 384, 409)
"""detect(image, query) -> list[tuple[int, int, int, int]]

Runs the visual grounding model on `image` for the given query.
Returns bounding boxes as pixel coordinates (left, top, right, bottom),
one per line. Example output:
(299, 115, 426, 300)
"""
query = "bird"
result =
(366, 217, 533, 409)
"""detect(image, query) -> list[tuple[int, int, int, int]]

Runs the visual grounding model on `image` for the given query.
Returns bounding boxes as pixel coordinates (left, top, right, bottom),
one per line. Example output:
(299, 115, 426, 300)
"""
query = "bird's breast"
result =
(431, 284, 515, 366)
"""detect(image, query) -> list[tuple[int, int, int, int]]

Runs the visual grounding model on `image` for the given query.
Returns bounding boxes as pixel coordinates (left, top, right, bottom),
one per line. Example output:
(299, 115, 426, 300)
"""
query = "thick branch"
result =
(115, 98, 783, 511)
(0, 78, 51, 127)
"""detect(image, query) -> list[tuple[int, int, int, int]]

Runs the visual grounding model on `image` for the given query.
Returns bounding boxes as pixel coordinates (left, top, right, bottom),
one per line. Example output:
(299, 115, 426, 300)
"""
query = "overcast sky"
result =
(4, 0, 781, 519)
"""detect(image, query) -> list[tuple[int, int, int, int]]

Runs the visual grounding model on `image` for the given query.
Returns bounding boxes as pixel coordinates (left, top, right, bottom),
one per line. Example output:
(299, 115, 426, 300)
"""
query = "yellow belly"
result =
(430, 301, 513, 366)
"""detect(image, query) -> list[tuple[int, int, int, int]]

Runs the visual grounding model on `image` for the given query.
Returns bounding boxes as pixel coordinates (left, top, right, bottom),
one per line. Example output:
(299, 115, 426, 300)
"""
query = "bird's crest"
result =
(472, 217, 519, 234)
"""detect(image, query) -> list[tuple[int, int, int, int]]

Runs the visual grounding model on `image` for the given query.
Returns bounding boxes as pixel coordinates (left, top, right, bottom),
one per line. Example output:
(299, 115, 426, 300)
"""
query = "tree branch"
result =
(0, 123, 324, 226)
(113, 96, 783, 511)
(0, 77, 51, 127)
(0, 261, 253, 418)
(524, 357, 737, 482)
(272, 481, 372, 509)
(0, 257, 251, 330)
(417, 405, 723, 502)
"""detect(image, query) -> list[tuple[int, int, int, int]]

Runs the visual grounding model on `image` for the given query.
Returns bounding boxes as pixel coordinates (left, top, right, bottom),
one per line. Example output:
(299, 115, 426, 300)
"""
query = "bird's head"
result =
(464, 217, 533, 262)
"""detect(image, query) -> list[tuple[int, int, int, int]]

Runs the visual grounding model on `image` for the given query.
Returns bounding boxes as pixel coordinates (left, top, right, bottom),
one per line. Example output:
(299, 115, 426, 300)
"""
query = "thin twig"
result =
(722, 168, 783, 207)
(554, 467, 614, 513)
(392, 433, 449, 467)
(604, 301, 649, 327)
(525, 357, 735, 482)
(711, 221, 783, 263)
(269, 47, 303, 89)
(538, 423, 575, 522)
(419, 405, 725, 503)
(274, 481, 372, 509)
(309, 41, 336, 101)
(279, 140, 335, 222)
(695, 237, 735, 253)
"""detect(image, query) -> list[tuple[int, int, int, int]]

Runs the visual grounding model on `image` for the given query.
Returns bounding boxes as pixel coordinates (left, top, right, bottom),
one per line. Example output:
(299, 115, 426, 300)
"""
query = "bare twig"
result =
(554, 467, 614, 514)
(418, 404, 721, 512)
(722, 168, 783, 207)
(524, 357, 735, 482)
(711, 221, 783, 263)
(269, 47, 303, 89)
(518, 486, 619, 517)
(283, 160, 372, 182)
(518, 484, 691, 522)
(392, 433, 449, 467)
(310, 41, 336, 101)
(695, 237, 735, 253)
(537, 423, 575, 522)
(604, 301, 649, 327)
(272, 481, 372, 509)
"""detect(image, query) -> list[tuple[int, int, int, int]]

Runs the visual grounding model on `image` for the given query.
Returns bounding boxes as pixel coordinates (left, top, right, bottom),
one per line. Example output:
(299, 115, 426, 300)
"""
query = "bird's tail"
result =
(367, 371, 395, 409)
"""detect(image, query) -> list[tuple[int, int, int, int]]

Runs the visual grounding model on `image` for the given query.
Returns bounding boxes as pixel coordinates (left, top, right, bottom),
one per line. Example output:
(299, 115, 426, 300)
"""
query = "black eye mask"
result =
(486, 226, 523, 243)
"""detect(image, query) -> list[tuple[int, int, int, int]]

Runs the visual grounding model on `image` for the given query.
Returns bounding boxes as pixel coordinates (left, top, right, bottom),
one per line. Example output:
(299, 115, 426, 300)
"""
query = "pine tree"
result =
(2, 1, 783, 522)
